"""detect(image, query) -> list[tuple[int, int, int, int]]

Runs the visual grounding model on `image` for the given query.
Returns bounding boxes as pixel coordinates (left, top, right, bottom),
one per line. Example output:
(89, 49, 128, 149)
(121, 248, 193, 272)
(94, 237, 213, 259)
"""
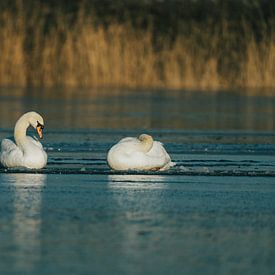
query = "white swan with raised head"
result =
(0, 111, 47, 169)
(107, 134, 175, 171)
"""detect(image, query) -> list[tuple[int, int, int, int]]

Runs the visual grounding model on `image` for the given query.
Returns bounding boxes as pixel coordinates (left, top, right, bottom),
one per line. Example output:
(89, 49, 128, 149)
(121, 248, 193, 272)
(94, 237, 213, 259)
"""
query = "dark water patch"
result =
(44, 142, 275, 155)
(1, 167, 275, 177)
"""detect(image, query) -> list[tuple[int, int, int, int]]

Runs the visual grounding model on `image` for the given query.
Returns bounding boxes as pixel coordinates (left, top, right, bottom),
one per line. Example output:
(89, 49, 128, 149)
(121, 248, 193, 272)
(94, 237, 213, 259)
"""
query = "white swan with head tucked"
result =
(107, 134, 175, 171)
(0, 111, 47, 169)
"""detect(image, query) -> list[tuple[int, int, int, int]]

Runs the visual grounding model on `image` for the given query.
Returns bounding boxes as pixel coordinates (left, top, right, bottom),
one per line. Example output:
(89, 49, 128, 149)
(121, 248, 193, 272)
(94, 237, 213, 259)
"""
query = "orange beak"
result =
(36, 125, 43, 139)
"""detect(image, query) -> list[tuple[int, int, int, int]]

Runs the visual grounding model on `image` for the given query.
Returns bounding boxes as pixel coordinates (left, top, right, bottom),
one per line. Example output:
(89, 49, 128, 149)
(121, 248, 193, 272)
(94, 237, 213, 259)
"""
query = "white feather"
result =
(107, 135, 175, 171)
(0, 112, 47, 169)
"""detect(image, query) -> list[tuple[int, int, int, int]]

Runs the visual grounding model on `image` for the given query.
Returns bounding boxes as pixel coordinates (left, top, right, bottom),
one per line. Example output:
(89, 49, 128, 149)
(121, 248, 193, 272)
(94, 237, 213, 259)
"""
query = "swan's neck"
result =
(139, 136, 153, 153)
(14, 116, 30, 148)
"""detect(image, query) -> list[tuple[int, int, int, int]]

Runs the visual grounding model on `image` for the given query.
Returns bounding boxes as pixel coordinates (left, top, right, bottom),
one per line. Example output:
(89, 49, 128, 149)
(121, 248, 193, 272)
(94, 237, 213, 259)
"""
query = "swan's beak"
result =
(36, 125, 44, 139)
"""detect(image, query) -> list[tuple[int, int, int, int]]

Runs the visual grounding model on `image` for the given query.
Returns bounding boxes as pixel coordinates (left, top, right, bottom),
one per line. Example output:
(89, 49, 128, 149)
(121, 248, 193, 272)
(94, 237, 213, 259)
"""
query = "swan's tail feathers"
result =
(0, 139, 22, 168)
(170, 161, 176, 167)
(1, 139, 17, 153)
(159, 161, 176, 171)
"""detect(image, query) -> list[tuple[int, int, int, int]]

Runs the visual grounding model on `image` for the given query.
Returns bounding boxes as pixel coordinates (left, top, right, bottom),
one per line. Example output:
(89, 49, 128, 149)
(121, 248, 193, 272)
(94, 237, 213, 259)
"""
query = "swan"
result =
(0, 111, 47, 169)
(107, 134, 175, 171)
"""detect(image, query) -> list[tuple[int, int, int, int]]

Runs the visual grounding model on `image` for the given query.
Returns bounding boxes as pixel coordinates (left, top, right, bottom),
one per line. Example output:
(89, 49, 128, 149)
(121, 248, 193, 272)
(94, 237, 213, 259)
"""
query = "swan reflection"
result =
(108, 174, 166, 189)
(7, 173, 46, 271)
(108, 174, 167, 258)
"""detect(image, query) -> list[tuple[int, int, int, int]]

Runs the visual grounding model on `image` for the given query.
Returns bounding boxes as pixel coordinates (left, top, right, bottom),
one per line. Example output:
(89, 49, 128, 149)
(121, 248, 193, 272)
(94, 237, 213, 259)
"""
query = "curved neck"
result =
(139, 137, 153, 153)
(14, 116, 30, 147)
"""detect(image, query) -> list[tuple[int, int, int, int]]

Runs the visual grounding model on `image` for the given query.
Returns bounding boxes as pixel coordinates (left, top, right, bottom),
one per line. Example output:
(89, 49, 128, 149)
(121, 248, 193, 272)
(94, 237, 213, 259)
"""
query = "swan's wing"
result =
(25, 136, 47, 168)
(147, 141, 176, 170)
(147, 141, 171, 159)
(1, 138, 17, 152)
(107, 139, 145, 170)
(114, 137, 142, 153)
(0, 138, 23, 167)
(26, 135, 43, 149)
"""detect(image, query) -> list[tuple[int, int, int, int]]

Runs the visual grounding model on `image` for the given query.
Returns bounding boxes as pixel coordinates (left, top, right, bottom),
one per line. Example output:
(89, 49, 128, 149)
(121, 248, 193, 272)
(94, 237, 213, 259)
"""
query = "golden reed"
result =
(0, 8, 274, 92)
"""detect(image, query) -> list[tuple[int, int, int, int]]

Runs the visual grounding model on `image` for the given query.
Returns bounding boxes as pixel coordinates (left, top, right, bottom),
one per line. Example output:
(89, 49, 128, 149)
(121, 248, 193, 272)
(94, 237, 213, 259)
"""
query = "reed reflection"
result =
(7, 174, 46, 271)
(0, 88, 274, 130)
(108, 174, 166, 188)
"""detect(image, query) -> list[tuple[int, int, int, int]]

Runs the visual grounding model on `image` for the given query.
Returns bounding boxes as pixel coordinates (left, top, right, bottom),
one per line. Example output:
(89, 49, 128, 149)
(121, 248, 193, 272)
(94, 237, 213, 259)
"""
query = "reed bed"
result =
(0, 2, 275, 92)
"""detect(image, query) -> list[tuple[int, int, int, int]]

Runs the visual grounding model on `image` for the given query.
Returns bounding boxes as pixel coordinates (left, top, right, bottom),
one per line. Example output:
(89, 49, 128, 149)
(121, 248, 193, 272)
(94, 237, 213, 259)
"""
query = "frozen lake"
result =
(0, 88, 275, 274)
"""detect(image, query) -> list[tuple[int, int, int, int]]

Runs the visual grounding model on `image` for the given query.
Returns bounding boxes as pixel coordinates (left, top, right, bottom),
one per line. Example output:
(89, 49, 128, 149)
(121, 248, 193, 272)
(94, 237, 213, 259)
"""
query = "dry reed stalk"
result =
(51, 23, 160, 88)
(161, 34, 222, 90)
(263, 38, 275, 88)
(0, 12, 26, 86)
(243, 37, 275, 89)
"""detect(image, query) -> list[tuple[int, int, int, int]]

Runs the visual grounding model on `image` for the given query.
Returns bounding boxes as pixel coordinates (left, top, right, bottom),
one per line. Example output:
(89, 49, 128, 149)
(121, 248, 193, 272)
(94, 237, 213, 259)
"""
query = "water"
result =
(0, 88, 275, 274)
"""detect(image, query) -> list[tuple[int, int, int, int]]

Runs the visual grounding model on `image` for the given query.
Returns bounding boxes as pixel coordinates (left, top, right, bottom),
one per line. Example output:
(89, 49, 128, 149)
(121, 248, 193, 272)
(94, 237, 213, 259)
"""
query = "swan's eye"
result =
(37, 121, 44, 129)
